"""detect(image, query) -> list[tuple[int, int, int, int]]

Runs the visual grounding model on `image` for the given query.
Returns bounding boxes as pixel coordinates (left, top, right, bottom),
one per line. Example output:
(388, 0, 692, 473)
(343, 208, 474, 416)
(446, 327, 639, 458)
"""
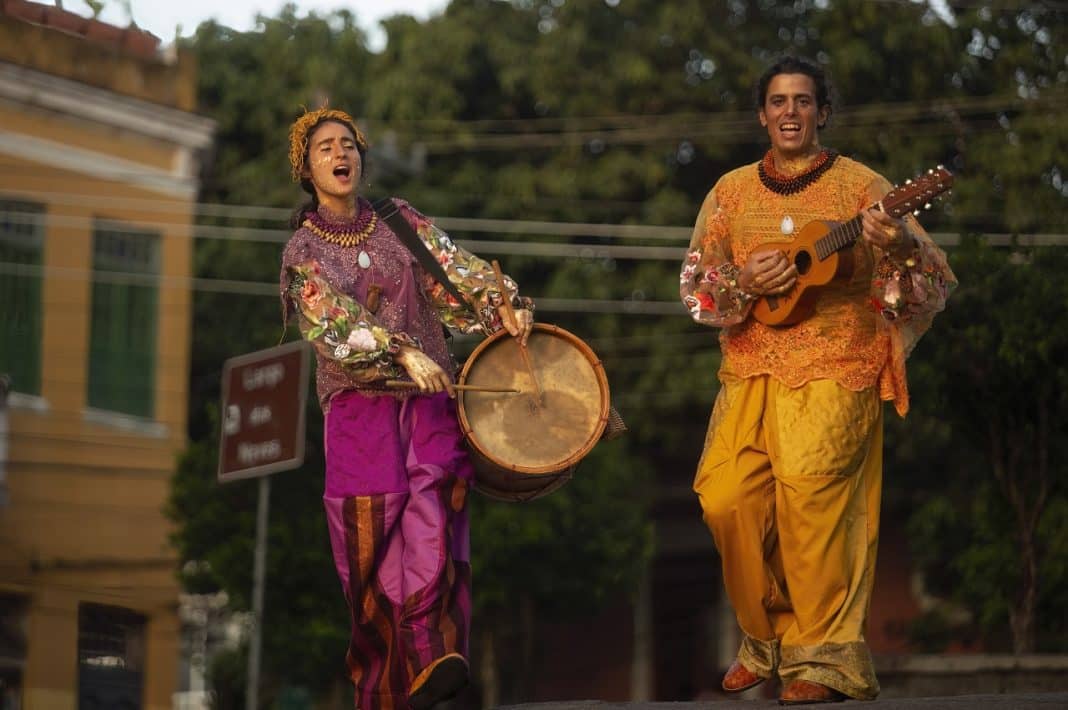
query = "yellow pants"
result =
(694, 374, 882, 700)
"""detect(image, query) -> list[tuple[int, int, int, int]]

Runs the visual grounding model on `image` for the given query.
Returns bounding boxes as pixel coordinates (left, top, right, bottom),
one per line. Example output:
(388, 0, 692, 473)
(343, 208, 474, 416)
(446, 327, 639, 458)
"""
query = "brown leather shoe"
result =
(778, 679, 846, 705)
(721, 660, 764, 693)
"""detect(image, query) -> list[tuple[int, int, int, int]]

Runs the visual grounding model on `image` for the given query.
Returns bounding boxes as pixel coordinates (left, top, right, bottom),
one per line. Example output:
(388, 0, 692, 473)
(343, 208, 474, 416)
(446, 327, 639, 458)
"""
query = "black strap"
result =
(372, 197, 468, 306)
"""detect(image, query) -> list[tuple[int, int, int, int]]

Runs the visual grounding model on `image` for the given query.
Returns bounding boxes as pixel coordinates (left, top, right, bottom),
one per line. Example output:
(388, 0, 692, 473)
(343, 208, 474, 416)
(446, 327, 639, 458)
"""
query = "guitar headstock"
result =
(883, 166, 954, 218)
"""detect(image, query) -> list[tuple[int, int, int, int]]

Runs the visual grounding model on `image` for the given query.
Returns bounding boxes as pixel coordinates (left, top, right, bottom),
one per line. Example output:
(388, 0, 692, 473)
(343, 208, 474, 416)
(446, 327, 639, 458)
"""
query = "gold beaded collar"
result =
(303, 202, 378, 248)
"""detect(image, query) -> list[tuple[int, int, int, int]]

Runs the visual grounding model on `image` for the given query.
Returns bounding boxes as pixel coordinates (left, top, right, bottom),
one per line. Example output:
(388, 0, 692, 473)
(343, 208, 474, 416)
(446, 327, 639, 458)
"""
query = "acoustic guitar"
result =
(750, 166, 953, 327)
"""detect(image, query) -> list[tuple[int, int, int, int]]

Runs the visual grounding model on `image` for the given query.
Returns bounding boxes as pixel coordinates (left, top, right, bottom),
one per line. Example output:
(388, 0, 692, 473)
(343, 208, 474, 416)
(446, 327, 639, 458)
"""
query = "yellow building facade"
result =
(0, 5, 214, 709)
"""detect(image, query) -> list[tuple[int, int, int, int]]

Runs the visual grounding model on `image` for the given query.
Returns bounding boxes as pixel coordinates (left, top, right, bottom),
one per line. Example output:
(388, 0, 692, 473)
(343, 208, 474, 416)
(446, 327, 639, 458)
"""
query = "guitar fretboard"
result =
(801, 167, 950, 264)
(814, 215, 864, 260)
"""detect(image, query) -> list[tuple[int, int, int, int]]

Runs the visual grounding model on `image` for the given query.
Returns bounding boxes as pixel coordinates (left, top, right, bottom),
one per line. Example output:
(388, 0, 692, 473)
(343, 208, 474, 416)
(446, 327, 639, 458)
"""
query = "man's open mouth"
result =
(333, 165, 352, 178)
(780, 123, 801, 134)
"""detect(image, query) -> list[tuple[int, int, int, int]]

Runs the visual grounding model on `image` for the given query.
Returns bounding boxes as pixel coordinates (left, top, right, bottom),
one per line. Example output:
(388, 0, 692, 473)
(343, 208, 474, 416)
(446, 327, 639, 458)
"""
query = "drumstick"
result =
(385, 380, 519, 394)
(491, 260, 543, 404)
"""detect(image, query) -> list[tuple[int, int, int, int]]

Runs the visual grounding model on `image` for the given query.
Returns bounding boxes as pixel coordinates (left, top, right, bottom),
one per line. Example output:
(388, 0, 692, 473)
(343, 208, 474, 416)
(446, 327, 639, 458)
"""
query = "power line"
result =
(871, 0, 1068, 10)
(4, 206, 1063, 254)
(372, 118, 1055, 152)
(0, 492, 179, 514)
(0, 202, 695, 243)
(1, 177, 1049, 228)
(3, 247, 1066, 319)
(2, 458, 189, 476)
(364, 91, 1064, 132)
(1, 91, 1059, 164)
(4, 184, 659, 219)
(378, 93, 1068, 152)
(0, 261, 691, 313)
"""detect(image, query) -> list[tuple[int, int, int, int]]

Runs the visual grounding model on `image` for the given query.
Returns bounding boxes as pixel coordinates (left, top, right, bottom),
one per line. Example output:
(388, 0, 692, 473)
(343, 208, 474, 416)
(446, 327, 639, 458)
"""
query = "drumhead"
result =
(457, 324, 610, 476)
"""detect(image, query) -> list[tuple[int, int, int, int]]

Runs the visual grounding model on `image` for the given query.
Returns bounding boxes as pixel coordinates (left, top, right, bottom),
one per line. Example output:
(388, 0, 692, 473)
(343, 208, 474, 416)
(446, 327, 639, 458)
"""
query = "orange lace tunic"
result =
(679, 156, 956, 416)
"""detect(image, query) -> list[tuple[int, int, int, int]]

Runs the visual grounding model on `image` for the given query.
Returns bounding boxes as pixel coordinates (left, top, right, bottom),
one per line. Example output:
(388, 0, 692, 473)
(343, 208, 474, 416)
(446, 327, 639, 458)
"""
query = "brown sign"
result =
(218, 341, 311, 482)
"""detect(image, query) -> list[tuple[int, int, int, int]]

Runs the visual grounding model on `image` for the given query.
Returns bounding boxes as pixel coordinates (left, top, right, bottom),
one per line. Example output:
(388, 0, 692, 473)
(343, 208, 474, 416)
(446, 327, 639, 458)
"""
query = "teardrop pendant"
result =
(781, 215, 795, 235)
(358, 251, 371, 269)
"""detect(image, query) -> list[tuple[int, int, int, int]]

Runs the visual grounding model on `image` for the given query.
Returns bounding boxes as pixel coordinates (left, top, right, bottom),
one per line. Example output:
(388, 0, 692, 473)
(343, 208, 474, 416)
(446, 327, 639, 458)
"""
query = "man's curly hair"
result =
(288, 107, 368, 181)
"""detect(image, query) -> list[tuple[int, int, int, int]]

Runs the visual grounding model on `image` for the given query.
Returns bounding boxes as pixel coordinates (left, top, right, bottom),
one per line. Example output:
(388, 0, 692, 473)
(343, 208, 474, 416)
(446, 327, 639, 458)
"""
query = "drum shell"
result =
(457, 324, 609, 502)
(464, 450, 574, 503)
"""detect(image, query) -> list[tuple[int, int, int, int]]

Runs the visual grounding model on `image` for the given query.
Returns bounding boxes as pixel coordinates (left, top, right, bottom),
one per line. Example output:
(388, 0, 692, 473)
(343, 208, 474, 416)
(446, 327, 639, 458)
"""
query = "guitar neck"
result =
(814, 214, 865, 260)
(811, 166, 953, 260)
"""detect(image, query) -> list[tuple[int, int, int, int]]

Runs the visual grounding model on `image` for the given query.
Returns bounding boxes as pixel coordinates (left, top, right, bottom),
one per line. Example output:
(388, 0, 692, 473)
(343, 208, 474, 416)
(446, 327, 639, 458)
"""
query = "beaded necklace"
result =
(303, 200, 378, 248)
(758, 148, 839, 195)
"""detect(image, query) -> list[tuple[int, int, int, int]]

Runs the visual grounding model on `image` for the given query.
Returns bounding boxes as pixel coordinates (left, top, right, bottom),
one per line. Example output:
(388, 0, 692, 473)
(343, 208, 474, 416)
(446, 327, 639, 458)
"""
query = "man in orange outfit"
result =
(679, 56, 956, 704)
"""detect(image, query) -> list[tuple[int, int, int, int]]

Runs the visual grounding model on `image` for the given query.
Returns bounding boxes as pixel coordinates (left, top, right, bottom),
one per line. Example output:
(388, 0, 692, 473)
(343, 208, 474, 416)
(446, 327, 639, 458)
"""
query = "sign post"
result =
(217, 340, 311, 710)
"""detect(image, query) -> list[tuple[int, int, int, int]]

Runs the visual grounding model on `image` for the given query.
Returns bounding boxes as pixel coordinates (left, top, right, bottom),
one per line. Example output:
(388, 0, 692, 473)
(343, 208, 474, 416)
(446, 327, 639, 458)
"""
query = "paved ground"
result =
(498, 694, 1068, 709)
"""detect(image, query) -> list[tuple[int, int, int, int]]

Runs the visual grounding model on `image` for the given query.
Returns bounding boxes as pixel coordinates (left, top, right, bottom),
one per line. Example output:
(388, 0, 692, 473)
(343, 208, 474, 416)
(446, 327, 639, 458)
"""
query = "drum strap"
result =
(372, 197, 469, 307)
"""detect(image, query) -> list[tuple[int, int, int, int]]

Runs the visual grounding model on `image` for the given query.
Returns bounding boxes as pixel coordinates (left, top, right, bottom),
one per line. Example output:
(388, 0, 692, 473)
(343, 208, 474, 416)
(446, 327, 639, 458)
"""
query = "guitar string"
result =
(812, 179, 941, 260)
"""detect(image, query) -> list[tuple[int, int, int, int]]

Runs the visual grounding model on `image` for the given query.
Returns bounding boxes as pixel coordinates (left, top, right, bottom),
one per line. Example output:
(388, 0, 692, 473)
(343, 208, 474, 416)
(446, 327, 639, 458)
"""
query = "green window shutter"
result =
(0, 199, 44, 396)
(88, 222, 160, 419)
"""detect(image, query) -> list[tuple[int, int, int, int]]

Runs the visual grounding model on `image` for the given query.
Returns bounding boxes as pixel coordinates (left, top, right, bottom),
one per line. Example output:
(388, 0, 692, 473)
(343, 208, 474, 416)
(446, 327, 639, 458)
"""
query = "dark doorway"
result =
(78, 603, 145, 710)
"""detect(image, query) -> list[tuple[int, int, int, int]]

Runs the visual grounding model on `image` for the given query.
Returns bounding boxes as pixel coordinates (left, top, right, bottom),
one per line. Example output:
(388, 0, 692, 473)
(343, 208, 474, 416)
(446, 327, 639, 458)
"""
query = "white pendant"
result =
(358, 251, 371, 269)
(780, 215, 795, 235)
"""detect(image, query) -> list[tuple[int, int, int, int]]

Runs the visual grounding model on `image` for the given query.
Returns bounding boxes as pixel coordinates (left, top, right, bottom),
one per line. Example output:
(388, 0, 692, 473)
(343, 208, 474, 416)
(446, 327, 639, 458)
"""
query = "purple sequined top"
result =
(280, 197, 528, 407)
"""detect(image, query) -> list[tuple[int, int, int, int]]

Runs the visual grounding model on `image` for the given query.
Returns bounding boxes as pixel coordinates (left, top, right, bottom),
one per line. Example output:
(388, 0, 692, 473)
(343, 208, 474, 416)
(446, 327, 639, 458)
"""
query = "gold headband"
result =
(288, 107, 368, 181)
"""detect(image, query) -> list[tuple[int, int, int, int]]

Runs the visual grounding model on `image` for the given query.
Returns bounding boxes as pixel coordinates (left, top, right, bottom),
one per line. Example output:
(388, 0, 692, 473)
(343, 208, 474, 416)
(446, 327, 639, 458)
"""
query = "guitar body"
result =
(749, 219, 854, 326)
(738, 165, 952, 327)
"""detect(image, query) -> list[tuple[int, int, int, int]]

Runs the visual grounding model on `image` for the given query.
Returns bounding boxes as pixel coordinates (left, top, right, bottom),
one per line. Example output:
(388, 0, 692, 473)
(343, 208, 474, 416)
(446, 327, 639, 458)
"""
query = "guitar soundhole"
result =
(794, 250, 812, 275)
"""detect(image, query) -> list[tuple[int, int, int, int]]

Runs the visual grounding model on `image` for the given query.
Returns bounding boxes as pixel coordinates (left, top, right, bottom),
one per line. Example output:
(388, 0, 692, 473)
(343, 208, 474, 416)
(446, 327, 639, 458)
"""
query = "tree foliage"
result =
(168, 0, 1068, 702)
(902, 240, 1068, 653)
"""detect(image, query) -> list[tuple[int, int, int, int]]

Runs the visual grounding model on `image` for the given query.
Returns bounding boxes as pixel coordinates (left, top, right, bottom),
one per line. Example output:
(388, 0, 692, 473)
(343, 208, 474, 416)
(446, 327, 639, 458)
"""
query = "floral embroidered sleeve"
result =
(865, 178, 958, 355)
(680, 187, 755, 328)
(285, 261, 418, 382)
(398, 202, 535, 334)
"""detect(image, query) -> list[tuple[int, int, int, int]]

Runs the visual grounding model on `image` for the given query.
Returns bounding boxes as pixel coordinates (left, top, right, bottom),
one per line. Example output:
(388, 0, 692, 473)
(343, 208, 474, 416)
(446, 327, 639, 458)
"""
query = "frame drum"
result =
(456, 323, 610, 502)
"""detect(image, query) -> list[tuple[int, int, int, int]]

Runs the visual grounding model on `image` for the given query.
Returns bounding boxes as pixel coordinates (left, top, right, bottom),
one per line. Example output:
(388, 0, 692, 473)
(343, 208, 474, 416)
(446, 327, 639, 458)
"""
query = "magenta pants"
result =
(323, 390, 473, 710)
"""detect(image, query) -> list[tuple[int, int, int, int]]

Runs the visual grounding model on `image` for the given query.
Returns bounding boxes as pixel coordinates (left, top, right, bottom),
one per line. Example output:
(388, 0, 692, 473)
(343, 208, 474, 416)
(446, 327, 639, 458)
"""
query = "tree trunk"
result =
(630, 565, 653, 701)
(480, 625, 499, 709)
(1009, 533, 1038, 653)
(518, 593, 534, 700)
(997, 420, 1046, 655)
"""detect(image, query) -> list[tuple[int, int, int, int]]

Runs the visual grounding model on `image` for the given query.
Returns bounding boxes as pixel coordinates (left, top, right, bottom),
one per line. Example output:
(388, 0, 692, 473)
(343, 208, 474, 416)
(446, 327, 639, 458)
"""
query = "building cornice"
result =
(0, 61, 214, 150)
(0, 130, 198, 199)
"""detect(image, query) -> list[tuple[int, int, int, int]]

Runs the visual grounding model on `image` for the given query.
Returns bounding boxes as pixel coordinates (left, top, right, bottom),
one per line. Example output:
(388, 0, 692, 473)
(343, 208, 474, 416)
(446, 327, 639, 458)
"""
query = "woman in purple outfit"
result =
(279, 107, 533, 710)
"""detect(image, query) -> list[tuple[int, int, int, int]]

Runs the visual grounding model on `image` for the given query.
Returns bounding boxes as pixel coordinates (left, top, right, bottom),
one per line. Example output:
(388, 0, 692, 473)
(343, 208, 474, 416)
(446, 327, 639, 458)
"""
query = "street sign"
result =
(217, 340, 311, 483)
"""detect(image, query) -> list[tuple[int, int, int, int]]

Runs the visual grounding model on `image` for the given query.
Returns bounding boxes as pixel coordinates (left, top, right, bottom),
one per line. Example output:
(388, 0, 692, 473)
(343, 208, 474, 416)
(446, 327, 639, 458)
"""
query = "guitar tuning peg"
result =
(913, 210, 921, 216)
(924, 203, 931, 210)
(927, 168, 934, 174)
(905, 179, 912, 185)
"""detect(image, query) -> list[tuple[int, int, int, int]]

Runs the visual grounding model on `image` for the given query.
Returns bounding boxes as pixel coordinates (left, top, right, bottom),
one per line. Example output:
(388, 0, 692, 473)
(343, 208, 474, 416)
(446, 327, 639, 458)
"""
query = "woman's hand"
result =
(395, 345, 453, 397)
(862, 208, 915, 260)
(497, 305, 534, 347)
(738, 249, 798, 296)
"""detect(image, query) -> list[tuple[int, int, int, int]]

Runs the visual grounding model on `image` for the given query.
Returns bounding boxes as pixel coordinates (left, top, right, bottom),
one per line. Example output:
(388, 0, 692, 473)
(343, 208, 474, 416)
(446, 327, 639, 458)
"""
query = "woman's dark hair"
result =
(289, 118, 368, 228)
(753, 55, 835, 128)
